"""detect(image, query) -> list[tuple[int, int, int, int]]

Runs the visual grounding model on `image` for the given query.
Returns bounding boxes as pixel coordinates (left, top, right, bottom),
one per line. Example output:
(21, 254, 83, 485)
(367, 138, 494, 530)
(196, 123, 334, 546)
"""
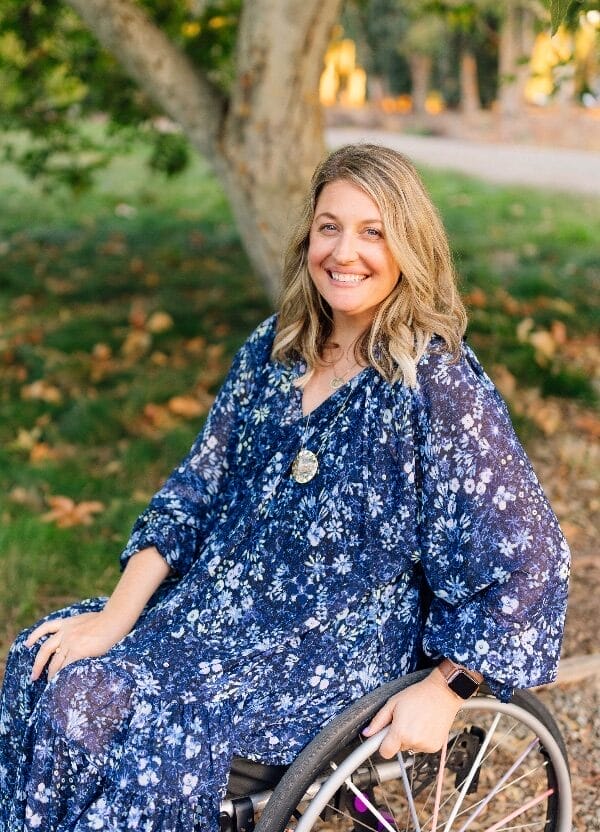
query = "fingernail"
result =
(362, 726, 372, 736)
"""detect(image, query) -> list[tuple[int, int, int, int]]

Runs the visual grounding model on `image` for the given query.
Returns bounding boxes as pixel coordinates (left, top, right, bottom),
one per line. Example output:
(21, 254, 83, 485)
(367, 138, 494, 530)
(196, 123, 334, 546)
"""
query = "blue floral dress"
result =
(0, 314, 569, 831)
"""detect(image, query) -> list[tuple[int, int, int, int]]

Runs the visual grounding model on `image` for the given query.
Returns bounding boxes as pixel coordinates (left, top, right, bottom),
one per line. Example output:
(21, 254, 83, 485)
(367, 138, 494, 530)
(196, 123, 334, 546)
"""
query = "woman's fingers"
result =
(30, 635, 63, 682)
(362, 695, 398, 737)
(378, 711, 414, 759)
(25, 618, 64, 649)
(47, 647, 70, 681)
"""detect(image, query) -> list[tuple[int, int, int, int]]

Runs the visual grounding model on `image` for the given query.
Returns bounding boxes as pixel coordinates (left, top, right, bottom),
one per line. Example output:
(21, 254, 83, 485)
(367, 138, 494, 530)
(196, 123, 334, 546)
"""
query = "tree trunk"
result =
(459, 49, 481, 114)
(498, 2, 536, 116)
(219, 0, 343, 299)
(409, 54, 432, 115)
(67, 0, 343, 300)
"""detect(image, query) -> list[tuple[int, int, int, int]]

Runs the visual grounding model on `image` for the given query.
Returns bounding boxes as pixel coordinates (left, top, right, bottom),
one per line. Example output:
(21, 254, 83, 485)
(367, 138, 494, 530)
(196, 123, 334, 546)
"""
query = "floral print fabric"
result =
(0, 314, 569, 831)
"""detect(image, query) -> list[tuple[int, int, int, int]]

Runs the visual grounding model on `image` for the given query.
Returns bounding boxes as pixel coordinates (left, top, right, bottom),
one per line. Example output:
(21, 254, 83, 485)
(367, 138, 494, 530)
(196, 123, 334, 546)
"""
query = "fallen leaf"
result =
(185, 337, 206, 355)
(560, 521, 581, 545)
(21, 380, 62, 404)
(516, 318, 535, 343)
(529, 330, 556, 363)
(9, 427, 42, 452)
(168, 395, 206, 419)
(464, 288, 487, 309)
(42, 496, 105, 528)
(151, 351, 169, 366)
(492, 365, 517, 400)
(550, 320, 568, 346)
(29, 442, 60, 463)
(129, 257, 145, 274)
(129, 302, 147, 330)
(528, 401, 562, 435)
(92, 343, 112, 361)
(97, 234, 127, 256)
(143, 403, 176, 430)
(147, 311, 174, 334)
(9, 486, 44, 511)
(574, 413, 600, 440)
(121, 330, 151, 359)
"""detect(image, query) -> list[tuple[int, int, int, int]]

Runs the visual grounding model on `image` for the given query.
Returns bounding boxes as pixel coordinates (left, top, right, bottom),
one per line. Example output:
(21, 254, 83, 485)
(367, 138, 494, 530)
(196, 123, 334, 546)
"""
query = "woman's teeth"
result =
(329, 272, 368, 284)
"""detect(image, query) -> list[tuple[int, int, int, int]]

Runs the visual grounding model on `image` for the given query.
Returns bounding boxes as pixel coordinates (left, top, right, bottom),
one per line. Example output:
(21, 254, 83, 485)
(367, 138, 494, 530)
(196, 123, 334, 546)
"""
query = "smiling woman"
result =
(307, 180, 400, 329)
(0, 144, 569, 832)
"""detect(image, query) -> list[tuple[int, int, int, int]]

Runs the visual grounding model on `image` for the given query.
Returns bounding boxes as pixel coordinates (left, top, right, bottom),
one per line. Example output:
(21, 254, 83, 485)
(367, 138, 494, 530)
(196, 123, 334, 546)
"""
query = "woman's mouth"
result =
(328, 271, 369, 285)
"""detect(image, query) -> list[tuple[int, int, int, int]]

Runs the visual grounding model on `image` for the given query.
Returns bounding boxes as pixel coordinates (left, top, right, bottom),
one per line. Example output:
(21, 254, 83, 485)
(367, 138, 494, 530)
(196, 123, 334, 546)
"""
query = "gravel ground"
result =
(536, 680, 600, 830)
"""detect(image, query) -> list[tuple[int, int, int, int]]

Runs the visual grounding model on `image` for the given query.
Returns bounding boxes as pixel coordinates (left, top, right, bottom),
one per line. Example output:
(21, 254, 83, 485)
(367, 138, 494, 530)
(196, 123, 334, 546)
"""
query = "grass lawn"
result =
(1, 142, 598, 646)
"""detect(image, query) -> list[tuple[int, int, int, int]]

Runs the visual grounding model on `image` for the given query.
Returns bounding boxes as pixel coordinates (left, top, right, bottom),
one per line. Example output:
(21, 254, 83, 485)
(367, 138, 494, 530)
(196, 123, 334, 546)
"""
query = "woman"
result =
(0, 144, 569, 831)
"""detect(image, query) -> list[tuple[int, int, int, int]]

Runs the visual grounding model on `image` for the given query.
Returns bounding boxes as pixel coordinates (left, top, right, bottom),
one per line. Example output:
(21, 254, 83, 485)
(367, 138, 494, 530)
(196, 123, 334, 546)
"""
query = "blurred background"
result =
(0, 0, 598, 816)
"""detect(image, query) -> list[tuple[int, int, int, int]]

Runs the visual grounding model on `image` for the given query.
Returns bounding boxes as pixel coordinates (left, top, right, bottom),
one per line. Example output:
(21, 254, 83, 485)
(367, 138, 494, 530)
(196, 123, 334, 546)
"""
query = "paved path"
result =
(327, 127, 600, 196)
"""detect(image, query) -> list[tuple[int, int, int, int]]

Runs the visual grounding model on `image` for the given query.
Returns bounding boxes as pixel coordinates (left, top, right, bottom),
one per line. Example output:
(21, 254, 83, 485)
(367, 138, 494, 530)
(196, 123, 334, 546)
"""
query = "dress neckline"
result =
(291, 362, 371, 421)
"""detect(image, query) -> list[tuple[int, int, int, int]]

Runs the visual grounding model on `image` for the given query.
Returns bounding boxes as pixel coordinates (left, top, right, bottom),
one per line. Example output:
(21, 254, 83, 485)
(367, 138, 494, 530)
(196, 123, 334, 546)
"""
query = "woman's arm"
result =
(25, 546, 170, 682)
(411, 342, 569, 700)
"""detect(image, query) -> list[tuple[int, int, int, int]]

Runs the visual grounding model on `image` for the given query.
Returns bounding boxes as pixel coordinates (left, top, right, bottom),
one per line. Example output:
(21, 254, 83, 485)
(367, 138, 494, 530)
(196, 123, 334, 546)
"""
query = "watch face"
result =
(449, 671, 479, 699)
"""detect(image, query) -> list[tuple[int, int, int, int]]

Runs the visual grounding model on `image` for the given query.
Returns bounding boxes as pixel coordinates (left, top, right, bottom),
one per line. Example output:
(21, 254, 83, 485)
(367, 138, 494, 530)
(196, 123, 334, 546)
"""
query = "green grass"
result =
(0, 142, 598, 643)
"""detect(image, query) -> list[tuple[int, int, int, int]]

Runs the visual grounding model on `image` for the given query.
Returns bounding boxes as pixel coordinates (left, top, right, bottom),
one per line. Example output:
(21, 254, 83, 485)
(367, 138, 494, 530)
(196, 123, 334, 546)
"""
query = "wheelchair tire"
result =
(255, 671, 571, 832)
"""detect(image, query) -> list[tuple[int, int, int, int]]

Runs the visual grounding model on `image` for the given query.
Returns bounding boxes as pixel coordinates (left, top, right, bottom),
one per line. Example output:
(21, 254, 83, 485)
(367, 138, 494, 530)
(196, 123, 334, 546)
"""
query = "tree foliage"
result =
(0, 0, 241, 188)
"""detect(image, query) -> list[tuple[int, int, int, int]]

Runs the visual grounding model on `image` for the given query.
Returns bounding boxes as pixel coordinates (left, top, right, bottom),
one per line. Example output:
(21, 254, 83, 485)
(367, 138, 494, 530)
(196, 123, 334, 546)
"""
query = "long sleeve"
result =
(119, 315, 276, 577)
(412, 340, 570, 700)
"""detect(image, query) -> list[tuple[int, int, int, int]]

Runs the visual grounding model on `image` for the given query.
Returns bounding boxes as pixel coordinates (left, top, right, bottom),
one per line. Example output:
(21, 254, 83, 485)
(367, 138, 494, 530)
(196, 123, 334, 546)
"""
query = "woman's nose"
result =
(333, 232, 358, 263)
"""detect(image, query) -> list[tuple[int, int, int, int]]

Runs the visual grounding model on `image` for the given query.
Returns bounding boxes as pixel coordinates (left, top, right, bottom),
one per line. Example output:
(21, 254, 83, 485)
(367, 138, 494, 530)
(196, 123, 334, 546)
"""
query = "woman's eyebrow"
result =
(315, 211, 383, 224)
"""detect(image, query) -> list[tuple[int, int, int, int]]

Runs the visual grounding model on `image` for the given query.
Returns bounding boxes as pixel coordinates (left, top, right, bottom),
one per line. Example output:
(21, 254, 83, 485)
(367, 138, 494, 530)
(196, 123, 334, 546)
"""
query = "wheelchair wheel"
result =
(255, 672, 571, 832)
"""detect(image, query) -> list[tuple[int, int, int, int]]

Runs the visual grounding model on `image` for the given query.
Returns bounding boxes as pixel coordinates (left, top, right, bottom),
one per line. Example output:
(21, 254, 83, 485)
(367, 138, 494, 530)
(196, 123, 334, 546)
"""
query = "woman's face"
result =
(307, 180, 400, 329)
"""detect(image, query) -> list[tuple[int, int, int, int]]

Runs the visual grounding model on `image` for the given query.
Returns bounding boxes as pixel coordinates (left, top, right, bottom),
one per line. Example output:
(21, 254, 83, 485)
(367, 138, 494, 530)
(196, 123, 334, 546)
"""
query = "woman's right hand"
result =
(25, 611, 129, 682)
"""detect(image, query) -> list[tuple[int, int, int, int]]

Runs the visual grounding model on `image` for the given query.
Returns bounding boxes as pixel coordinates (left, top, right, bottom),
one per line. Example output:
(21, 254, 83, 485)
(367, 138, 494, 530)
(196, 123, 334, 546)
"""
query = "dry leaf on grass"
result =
(121, 330, 151, 360)
(29, 442, 60, 463)
(21, 380, 62, 404)
(167, 396, 206, 419)
(574, 413, 600, 440)
(42, 496, 105, 528)
(146, 311, 174, 334)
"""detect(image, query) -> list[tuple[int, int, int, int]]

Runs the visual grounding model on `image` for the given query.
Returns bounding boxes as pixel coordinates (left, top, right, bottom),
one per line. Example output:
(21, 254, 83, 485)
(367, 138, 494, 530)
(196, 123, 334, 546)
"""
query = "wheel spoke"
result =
(330, 760, 399, 832)
(429, 736, 448, 831)
(481, 788, 554, 832)
(456, 737, 541, 832)
(441, 714, 502, 832)
(397, 752, 423, 831)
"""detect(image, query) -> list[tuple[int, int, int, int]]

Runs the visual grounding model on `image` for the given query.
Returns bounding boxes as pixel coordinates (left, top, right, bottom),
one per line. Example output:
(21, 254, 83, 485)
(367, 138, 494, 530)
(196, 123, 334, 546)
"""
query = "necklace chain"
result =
(291, 385, 354, 484)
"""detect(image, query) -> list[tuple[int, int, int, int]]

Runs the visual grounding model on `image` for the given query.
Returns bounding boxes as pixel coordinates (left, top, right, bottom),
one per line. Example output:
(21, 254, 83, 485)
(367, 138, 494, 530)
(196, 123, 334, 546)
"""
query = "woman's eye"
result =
(319, 223, 337, 232)
(365, 227, 383, 238)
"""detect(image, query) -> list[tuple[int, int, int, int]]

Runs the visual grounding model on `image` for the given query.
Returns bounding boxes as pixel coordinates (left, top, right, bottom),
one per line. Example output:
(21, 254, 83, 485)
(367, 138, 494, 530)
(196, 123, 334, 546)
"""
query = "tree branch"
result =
(66, 0, 225, 159)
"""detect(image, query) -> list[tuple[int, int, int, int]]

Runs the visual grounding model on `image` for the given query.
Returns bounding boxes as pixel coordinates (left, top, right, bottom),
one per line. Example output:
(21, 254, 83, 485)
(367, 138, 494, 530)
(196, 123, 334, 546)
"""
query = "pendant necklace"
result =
(291, 385, 355, 484)
(328, 345, 361, 390)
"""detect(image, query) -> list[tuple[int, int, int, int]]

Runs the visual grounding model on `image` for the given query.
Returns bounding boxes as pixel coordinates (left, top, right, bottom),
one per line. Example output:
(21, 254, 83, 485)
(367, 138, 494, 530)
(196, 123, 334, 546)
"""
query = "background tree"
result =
(0, 0, 343, 299)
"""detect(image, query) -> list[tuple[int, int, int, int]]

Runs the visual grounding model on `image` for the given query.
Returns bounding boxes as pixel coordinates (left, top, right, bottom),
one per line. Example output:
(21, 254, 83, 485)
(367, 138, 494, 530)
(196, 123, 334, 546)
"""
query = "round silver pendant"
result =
(291, 449, 319, 483)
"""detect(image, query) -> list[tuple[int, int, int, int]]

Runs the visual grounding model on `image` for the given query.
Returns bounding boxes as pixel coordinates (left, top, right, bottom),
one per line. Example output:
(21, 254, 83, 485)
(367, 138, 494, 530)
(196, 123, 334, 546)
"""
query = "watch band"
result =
(438, 658, 481, 700)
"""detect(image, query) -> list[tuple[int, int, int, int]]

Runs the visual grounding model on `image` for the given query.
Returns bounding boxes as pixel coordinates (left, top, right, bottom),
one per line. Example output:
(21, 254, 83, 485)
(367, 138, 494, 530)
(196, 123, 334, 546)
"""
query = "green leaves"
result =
(550, 0, 573, 34)
(547, 0, 592, 34)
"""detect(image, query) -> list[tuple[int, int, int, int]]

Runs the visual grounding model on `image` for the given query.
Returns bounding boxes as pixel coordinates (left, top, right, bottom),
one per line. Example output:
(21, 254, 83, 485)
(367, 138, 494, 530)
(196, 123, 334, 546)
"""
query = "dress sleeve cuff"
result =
(422, 607, 563, 703)
(119, 508, 200, 577)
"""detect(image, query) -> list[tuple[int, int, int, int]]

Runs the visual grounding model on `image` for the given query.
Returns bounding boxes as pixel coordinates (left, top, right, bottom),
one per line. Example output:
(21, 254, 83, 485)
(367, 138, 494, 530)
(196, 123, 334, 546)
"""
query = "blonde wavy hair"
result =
(271, 143, 467, 388)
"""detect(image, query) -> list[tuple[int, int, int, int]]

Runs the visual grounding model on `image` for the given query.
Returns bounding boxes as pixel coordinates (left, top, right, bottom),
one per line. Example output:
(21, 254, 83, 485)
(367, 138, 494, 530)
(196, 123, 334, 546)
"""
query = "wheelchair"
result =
(220, 670, 572, 832)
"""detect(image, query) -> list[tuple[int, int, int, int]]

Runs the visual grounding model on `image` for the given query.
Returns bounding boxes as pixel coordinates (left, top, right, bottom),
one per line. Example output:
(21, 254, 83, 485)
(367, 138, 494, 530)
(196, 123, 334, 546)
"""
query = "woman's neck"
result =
(327, 314, 372, 356)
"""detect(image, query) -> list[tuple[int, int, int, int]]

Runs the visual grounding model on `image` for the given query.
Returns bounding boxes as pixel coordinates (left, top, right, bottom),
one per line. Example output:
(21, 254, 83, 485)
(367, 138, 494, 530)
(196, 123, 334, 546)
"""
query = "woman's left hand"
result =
(362, 668, 464, 759)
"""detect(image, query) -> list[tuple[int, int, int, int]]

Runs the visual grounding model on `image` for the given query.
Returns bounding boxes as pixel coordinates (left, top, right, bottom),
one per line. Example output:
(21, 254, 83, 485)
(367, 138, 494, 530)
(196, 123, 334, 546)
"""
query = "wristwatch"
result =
(438, 658, 482, 700)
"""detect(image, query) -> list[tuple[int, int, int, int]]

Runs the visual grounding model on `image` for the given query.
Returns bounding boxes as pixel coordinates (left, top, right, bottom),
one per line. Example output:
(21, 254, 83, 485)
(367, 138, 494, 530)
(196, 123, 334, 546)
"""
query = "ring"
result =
(406, 748, 416, 756)
(54, 646, 62, 655)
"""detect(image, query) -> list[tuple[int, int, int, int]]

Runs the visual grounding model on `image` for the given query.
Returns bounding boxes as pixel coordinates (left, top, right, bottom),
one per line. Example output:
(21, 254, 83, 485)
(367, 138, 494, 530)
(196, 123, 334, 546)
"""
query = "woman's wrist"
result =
(433, 658, 483, 702)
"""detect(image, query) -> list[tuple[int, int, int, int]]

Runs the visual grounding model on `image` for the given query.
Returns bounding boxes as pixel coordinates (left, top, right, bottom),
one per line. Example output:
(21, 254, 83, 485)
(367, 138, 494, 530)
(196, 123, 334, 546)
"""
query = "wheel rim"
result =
(291, 698, 572, 832)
